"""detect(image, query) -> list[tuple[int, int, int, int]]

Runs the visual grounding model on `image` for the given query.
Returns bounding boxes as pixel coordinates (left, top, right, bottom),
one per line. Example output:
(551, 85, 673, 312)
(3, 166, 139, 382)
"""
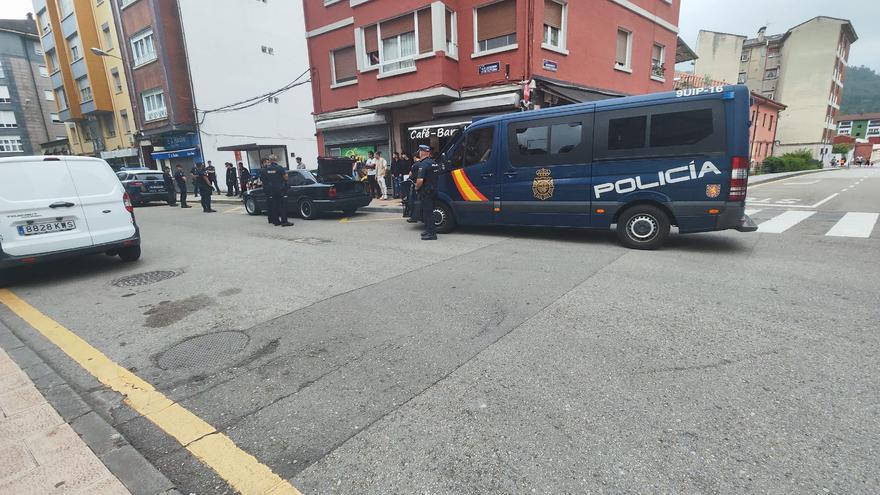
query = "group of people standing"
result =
(351, 151, 415, 200)
(163, 159, 250, 212)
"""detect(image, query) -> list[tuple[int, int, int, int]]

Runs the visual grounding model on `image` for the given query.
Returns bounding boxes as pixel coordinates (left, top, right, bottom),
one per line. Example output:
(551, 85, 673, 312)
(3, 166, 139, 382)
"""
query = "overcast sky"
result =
(2, 0, 876, 71)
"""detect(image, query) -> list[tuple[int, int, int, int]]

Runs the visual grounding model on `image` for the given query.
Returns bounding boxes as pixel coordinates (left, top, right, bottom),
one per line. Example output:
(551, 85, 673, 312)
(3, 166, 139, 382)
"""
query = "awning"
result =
(675, 36, 698, 64)
(534, 76, 622, 104)
(216, 143, 281, 152)
(151, 148, 198, 160)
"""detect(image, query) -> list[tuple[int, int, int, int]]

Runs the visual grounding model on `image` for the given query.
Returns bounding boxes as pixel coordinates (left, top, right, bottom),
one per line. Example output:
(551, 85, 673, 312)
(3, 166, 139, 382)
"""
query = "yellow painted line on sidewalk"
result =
(0, 289, 303, 495)
(223, 206, 245, 214)
(339, 216, 400, 224)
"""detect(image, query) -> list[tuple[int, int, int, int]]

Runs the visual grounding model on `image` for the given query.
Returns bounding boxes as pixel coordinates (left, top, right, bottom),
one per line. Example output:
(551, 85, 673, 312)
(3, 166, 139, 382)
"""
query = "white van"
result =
(0, 156, 140, 269)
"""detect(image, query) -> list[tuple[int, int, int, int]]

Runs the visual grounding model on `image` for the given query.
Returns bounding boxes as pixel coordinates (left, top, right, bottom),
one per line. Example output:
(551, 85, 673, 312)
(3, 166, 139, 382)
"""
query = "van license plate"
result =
(18, 220, 76, 236)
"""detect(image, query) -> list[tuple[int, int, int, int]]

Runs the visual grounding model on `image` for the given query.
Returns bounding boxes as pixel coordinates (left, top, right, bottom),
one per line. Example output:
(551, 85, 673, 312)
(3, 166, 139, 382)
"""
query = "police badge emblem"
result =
(532, 168, 554, 200)
(706, 184, 721, 198)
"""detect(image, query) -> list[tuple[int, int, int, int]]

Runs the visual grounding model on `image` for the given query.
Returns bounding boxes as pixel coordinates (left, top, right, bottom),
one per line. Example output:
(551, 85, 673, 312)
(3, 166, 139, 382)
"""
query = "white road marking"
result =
(826, 212, 879, 238)
(758, 210, 816, 233)
(745, 209, 763, 216)
(784, 180, 819, 185)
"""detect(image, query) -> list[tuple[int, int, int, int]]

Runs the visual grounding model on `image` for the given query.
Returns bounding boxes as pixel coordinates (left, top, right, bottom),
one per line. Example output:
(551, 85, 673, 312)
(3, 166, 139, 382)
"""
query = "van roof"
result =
(470, 84, 750, 128)
(0, 155, 109, 165)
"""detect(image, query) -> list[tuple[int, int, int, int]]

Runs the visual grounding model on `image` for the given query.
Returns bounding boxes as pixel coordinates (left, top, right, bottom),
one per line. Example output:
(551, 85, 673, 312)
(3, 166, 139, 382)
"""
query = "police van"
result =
(431, 84, 757, 249)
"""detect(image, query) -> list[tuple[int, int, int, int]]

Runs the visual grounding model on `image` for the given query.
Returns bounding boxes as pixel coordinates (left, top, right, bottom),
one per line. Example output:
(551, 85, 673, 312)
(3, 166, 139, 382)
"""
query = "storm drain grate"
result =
(112, 270, 179, 288)
(157, 331, 249, 370)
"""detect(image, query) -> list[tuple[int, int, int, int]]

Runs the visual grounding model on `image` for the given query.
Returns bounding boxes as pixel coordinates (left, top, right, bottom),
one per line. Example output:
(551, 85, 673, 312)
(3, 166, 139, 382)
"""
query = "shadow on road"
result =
(0, 254, 137, 289)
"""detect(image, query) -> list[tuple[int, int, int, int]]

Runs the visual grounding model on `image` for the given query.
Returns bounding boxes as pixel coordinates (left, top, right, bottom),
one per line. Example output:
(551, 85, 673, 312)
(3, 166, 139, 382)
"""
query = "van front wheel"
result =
(434, 203, 456, 234)
(617, 205, 670, 250)
(118, 245, 141, 262)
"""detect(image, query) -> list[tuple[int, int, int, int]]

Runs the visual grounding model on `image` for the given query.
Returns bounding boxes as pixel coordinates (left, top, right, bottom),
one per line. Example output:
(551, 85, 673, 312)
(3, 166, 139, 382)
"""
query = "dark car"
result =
(116, 169, 170, 206)
(243, 158, 370, 219)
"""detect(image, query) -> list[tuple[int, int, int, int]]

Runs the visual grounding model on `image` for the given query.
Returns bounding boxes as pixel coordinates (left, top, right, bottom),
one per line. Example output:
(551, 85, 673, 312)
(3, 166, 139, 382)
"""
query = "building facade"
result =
(0, 15, 66, 156)
(836, 113, 880, 139)
(304, 0, 681, 158)
(34, 0, 139, 167)
(695, 17, 857, 165)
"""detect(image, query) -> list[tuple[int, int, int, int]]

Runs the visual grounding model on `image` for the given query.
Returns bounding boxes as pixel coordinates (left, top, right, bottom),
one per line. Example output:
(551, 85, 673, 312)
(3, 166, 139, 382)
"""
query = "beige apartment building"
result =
(694, 17, 857, 164)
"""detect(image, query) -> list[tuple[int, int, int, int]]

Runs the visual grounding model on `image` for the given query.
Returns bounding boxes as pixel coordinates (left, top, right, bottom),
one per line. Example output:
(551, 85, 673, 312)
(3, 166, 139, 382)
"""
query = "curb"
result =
(0, 319, 180, 495)
(749, 168, 838, 186)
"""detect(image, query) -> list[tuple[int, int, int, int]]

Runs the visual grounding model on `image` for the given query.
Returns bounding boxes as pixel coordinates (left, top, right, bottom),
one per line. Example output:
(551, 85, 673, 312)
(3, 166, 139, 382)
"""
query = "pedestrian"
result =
(174, 164, 191, 208)
(295, 157, 306, 170)
(225, 162, 238, 196)
(163, 166, 177, 207)
(352, 157, 360, 180)
(195, 163, 216, 212)
(237, 162, 249, 196)
(206, 161, 220, 193)
(365, 151, 380, 199)
(190, 164, 200, 197)
(375, 151, 388, 200)
(259, 155, 293, 227)
(390, 152, 402, 199)
(413, 144, 438, 240)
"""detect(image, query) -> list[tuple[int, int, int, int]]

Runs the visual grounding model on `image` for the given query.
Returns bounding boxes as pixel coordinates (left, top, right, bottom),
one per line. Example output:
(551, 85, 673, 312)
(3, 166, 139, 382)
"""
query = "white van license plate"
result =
(18, 220, 76, 236)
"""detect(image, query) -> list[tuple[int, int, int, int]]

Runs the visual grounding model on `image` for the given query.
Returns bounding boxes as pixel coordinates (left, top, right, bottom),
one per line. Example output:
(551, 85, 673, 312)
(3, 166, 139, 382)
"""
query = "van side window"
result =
(608, 116, 646, 150)
(508, 117, 587, 167)
(551, 122, 582, 154)
(516, 126, 549, 155)
(464, 127, 494, 167)
(650, 109, 713, 147)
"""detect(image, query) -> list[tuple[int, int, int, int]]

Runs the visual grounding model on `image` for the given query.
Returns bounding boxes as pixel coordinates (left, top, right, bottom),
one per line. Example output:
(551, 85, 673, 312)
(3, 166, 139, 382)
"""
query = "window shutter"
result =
(364, 25, 378, 53)
(417, 8, 432, 53)
(652, 44, 662, 62)
(380, 14, 415, 40)
(477, 0, 516, 42)
(616, 30, 628, 65)
(333, 46, 357, 81)
(543, 0, 562, 29)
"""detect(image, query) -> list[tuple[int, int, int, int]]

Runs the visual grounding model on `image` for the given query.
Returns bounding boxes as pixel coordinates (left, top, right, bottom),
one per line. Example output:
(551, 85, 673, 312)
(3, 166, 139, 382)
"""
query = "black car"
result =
(116, 168, 170, 206)
(243, 158, 371, 219)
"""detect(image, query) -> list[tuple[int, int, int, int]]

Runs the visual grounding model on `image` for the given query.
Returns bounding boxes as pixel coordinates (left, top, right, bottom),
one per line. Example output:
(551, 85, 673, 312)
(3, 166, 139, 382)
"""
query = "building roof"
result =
(751, 92, 786, 110)
(836, 113, 880, 123)
(675, 36, 698, 64)
(0, 17, 38, 38)
(742, 33, 786, 48)
(788, 16, 858, 43)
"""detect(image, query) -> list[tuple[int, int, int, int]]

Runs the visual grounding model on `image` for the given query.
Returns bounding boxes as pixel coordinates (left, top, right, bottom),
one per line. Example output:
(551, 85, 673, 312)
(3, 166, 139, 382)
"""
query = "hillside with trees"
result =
(840, 66, 880, 115)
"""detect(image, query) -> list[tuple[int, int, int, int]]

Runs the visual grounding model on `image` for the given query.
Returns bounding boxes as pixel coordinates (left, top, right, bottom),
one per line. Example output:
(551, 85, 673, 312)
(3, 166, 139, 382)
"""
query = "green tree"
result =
(840, 66, 880, 114)
(832, 143, 853, 154)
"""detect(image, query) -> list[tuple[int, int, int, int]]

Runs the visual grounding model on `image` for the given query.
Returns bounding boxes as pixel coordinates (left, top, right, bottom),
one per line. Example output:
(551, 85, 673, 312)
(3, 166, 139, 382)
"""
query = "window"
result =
(0, 61, 4, 78)
(142, 88, 167, 121)
(120, 110, 130, 134)
(651, 43, 665, 79)
(0, 111, 18, 128)
(463, 127, 494, 167)
(51, 113, 61, 123)
(379, 14, 417, 73)
(475, 0, 517, 53)
(57, 0, 74, 18)
(37, 10, 51, 34)
(608, 116, 645, 150)
(740, 51, 749, 62)
(102, 23, 113, 50)
(542, 0, 565, 50)
(130, 29, 157, 66)
(768, 115, 774, 131)
(46, 49, 58, 73)
(0, 136, 23, 153)
(118, 0, 136, 7)
(615, 29, 632, 71)
(261, 45, 275, 55)
(44, 89, 54, 101)
(56, 88, 67, 109)
(35, 44, 43, 56)
(67, 123, 78, 143)
(516, 126, 548, 155)
(111, 68, 122, 93)
(362, 25, 379, 69)
(737, 72, 746, 84)
(762, 113, 767, 128)
(101, 114, 116, 137)
(67, 33, 81, 61)
(39, 66, 49, 77)
(762, 91, 774, 100)
(0, 86, 9, 103)
(764, 68, 778, 80)
(445, 10, 457, 56)
(331, 46, 357, 85)
(650, 109, 714, 148)
(76, 76, 92, 102)
(509, 119, 584, 167)
(767, 47, 780, 58)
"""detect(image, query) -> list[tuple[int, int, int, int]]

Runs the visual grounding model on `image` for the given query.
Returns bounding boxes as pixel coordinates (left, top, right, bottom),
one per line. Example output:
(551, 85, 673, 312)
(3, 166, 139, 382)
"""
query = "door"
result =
(442, 125, 498, 225)
(497, 113, 593, 227)
(0, 157, 93, 256)
(66, 159, 136, 246)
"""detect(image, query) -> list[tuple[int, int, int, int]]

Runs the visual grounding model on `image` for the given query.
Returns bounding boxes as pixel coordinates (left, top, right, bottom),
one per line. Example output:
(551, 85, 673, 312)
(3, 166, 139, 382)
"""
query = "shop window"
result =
(331, 46, 357, 86)
(542, 0, 566, 51)
(475, 0, 517, 54)
(615, 28, 631, 71)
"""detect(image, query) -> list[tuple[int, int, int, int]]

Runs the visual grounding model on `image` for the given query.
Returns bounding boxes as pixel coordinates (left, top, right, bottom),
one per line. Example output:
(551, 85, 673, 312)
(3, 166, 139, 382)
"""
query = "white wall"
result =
(693, 31, 745, 84)
(177, 0, 317, 172)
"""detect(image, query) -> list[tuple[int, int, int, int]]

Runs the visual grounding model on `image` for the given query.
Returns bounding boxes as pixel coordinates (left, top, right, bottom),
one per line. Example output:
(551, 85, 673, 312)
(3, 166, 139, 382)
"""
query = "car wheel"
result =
(299, 198, 318, 220)
(617, 204, 670, 250)
(434, 203, 456, 234)
(118, 245, 141, 262)
(245, 197, 261, 215)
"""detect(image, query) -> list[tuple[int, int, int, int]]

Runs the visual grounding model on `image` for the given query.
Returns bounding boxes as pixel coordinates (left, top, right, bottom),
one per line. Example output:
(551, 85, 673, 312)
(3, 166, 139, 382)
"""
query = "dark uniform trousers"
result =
(165, 181, 176, 205)
(199, 187, 213, 211)
(176, 181, 188, 206)
(421, 192, 436, 236)
(266, 192, 288, 225)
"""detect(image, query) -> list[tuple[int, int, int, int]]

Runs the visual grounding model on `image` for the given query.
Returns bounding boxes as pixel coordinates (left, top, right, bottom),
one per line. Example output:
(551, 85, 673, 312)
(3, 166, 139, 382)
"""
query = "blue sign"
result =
(542, 59, 558, 72)
(151, 148, 199, 160)
(479, 62, 501, 75)
(162, 133, 199, 150)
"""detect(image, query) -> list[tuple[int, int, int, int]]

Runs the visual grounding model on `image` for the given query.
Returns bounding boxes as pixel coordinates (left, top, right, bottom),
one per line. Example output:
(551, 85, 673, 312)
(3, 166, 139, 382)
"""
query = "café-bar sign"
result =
(409, 121, 471, 140)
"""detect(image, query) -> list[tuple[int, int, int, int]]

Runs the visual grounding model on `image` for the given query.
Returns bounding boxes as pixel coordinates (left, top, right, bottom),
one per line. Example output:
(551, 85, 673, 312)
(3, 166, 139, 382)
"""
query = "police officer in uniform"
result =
(173, 164, 192, 208)
(195, 162, 217, 213)
(414, 144, 438, 240)
(163, 166, 176, 207)
(259, 155, 293, 227)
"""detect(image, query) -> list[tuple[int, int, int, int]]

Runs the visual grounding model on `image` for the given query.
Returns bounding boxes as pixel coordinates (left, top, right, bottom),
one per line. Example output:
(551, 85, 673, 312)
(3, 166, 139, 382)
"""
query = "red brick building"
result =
(304, 0, 681, 157)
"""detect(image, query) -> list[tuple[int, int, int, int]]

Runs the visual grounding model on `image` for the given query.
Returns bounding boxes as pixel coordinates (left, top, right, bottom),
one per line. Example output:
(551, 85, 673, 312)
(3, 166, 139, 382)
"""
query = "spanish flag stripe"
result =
(452, 169, 488, 202)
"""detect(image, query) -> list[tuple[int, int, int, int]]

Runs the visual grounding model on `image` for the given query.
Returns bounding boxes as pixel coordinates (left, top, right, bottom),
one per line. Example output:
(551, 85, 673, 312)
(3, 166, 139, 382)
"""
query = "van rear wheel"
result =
(434, 203, 456, 234)
(617, 205, 670, 250)
(118, 245, 141, 262)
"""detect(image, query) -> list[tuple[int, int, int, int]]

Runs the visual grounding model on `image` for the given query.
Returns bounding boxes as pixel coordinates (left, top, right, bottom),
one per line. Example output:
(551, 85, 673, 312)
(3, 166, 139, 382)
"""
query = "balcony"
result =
(356, 55, 461, 110)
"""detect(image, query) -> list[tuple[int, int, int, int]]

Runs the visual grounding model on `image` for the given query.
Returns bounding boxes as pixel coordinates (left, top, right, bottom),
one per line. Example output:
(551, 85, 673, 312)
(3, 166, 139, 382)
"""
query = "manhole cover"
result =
(112, 270, 179, 288)
(157, 331, 249, 370)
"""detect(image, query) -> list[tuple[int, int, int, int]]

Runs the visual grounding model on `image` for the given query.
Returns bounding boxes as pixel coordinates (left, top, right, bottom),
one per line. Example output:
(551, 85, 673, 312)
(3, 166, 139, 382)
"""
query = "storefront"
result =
(148, 133, 202, 172)
(323, 124, 390, 162)
(405, 117, 471, 156)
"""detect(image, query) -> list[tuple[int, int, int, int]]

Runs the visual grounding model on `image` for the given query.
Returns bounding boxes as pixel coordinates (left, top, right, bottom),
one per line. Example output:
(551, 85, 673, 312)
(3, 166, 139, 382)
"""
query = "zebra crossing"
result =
(745, 208, 879, 239)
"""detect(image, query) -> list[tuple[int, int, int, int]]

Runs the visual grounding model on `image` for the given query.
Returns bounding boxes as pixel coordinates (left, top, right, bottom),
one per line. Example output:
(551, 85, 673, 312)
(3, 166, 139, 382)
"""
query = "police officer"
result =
(163, 166, 176, 207)
(259, 155, 293, 227)
(173, 164, 192, 208)
(190, 164, 200, 198)
(405, 155, 421, 224)
(414, 144, 438, 240)
(206, 160, 220, 193)
(195, 162, 217, 213)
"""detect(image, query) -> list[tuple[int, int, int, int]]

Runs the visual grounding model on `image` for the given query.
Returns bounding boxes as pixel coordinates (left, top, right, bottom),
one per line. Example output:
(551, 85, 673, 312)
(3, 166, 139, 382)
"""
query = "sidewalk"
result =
(749, 167, 837, 185)
(0, 348, 130, 494)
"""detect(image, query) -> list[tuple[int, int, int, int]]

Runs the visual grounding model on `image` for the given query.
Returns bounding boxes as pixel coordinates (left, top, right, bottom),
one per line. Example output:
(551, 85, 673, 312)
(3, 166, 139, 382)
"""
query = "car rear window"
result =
(135, 173, 164, 181)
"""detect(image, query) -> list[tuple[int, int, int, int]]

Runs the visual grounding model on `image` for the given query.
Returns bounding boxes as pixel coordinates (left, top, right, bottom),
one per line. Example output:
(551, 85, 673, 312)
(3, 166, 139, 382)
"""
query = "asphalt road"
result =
(1, 167, 878, 494)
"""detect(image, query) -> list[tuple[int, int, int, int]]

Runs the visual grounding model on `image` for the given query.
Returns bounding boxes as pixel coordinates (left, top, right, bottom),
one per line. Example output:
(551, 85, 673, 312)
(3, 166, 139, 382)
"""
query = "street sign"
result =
(543, 59, 558, 72)
(479, 62, 501, 75)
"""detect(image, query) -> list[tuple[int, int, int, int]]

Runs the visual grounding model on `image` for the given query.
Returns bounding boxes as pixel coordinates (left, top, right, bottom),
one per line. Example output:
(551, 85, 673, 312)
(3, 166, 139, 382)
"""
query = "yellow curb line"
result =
(0, 289, 302, 495)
